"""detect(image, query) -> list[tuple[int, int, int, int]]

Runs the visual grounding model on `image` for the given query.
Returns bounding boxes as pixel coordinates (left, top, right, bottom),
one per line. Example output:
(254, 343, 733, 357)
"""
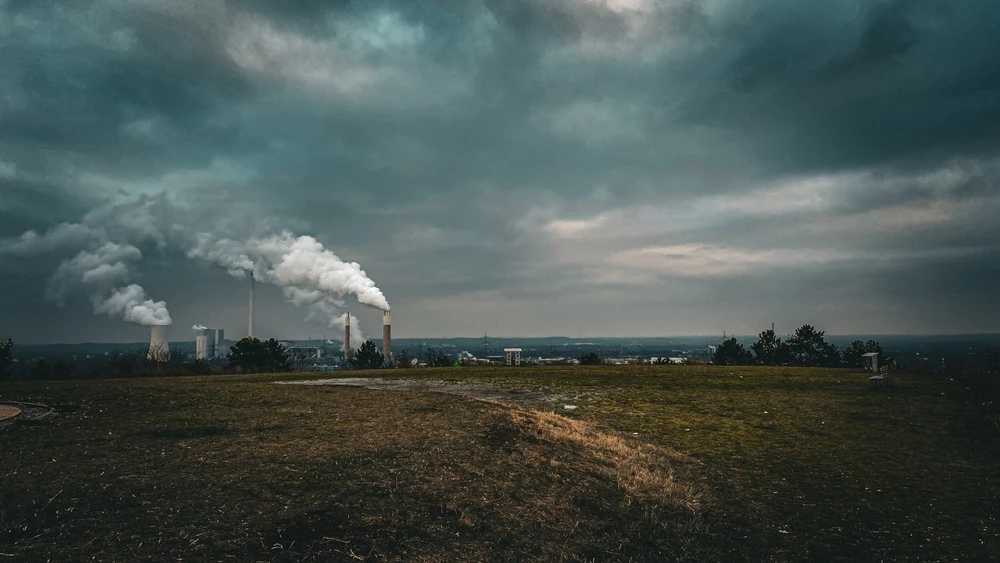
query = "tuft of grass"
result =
(505, 408, 703, 511)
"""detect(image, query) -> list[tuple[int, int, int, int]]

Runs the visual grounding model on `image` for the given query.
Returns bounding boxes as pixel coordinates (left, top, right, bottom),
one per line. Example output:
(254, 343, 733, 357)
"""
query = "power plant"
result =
(194, 327, 227, 360)
(149, 273, 392, 370)
(148, 325, 170, 360)
(383, 310, 392, 362)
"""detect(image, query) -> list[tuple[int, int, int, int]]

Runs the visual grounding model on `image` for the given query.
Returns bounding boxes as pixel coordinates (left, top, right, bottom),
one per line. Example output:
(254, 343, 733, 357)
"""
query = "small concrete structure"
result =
(862, 352, 880, 373)
(863, 352, 888, 386)
(504, 348, 522, 367)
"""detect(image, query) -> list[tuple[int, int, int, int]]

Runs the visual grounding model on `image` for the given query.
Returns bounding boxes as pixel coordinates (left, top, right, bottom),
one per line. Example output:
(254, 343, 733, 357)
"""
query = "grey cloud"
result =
(1, 0, 999, 340)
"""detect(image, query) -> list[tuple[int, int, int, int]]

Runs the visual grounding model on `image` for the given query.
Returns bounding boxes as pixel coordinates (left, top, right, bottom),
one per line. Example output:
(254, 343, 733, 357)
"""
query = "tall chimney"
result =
(344, 314, 351, 362)
(382, 310, 391, 363)
(148, 325, 170, 360)
(248, 271, 255, 339)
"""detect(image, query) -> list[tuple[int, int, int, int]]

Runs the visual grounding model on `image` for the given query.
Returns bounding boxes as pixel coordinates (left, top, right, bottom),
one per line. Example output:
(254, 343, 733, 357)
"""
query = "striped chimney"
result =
(344, 314, 351, 362)
(382, 310, 391, 363)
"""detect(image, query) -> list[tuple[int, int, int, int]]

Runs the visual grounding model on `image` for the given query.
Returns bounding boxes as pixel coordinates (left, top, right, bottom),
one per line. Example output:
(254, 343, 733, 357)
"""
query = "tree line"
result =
(711, 324, 886, 368)
(0, 335, 461, 381)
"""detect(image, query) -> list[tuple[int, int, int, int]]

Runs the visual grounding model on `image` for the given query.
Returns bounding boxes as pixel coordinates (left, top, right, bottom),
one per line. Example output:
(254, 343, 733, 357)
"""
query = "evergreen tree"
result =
(842, 339, 883, 368)
(352, 340, 384, 370)
(786, 325, 841, 367)
(228, 337, 290, 373)
(424, 348, 453, 367)
(713, 337, 752, 366)
(751, 329, 787, 366)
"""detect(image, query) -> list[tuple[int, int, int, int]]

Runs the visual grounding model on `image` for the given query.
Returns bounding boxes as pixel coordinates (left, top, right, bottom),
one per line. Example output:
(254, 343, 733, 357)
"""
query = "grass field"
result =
(2, 366, 998, 561)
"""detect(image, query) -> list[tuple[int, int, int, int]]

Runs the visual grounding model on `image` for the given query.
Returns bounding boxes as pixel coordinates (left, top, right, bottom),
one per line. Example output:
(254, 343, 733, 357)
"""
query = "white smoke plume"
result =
(3, 194, 387, 332)
(189, 231, 390, 328)
(2, 198, 174, 327)
(334, 312, 365, 349)
(192, 324, 208, 331)
(46, 242, 142, 304)
(187, 233, 255, 278)
(94, 284, 172, 326)
(248, 232, 389, 311)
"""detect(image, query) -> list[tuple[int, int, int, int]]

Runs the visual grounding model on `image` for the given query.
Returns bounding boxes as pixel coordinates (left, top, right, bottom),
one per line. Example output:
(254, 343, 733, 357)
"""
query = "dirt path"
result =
(276, 377, 587, 406)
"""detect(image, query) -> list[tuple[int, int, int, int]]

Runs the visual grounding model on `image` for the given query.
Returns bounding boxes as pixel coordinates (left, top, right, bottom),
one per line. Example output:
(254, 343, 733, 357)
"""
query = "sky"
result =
(1, 0, 999, 343)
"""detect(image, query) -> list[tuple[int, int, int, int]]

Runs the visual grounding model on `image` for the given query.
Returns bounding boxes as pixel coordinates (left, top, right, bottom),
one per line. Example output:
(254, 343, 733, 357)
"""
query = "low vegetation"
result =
(1, 365, 999, 561)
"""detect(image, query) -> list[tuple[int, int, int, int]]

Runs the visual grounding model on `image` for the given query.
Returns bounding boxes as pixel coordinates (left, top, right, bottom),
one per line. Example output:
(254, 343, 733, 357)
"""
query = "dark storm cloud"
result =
(1, 0, 999, 341)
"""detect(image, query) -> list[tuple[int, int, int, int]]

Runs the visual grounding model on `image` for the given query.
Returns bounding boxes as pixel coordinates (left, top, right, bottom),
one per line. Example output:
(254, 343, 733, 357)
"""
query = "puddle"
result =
(277, 377, 572, 405)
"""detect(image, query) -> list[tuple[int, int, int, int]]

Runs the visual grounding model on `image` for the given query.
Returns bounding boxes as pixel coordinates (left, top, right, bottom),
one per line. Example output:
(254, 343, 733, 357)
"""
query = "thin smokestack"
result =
(344, 313, 351, 362)
(382, 310, 391, 363)
(248, 270, 255, 338)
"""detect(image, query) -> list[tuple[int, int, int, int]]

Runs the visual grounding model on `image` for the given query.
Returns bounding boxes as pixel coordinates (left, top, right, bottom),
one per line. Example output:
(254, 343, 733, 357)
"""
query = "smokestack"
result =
(344, 314, 351, 362)
(148, 325, 169, 360)
(248, 271, 255, 339)
(382, 310, 391, 363)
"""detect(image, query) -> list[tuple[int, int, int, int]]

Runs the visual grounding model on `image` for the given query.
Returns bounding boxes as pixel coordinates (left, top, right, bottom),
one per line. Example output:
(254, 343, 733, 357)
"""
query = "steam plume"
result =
(94, 284, 172, 326)
(189, 231, 390, 327)
(335, 312, 364, 349)
(2, 207, 173, 327)
(3, 194, 386, 332)
(192, 324, 209, 331)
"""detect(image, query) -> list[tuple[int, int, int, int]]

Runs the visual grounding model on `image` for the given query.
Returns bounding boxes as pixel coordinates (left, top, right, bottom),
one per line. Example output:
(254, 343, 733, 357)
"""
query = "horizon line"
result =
(12, 332, 1000, 346)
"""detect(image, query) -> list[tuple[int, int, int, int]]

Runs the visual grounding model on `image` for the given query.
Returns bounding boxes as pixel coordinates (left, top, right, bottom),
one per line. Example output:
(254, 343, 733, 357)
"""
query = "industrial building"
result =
(194, 327, 227, 360)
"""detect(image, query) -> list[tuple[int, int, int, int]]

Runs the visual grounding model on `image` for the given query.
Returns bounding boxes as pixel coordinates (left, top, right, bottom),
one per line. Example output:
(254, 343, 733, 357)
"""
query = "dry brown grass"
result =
(1, 377, 716, 561)
(504, 407, 705, 512)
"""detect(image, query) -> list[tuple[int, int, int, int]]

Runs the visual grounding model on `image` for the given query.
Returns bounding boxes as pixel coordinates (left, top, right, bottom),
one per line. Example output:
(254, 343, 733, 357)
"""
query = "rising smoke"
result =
(187, 231, 390, 328)
(30, 241, 170, 327)
(94, 284, 172, 326)
(338, 312, 364, 349)
(1, 194, 389, 333)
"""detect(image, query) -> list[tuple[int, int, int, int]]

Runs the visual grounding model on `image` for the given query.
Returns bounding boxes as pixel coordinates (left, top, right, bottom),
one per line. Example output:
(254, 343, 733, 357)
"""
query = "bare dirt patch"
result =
(277, 377, 572, 405)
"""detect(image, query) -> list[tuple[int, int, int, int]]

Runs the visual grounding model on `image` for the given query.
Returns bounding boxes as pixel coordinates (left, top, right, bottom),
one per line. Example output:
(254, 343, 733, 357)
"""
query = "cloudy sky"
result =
(1, 0, 999, 343)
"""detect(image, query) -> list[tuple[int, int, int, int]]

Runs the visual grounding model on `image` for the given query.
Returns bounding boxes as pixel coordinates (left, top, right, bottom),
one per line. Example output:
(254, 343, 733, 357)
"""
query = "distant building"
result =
(504, 348, 522, 366)
(194, 327, 228, 360)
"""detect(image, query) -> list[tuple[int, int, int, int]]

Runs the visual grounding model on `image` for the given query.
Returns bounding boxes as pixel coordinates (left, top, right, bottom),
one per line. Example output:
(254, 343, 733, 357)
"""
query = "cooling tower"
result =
(148, 325, 170, 360)
(382, 310, 391, 363)
(344, 314, 351, 362)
